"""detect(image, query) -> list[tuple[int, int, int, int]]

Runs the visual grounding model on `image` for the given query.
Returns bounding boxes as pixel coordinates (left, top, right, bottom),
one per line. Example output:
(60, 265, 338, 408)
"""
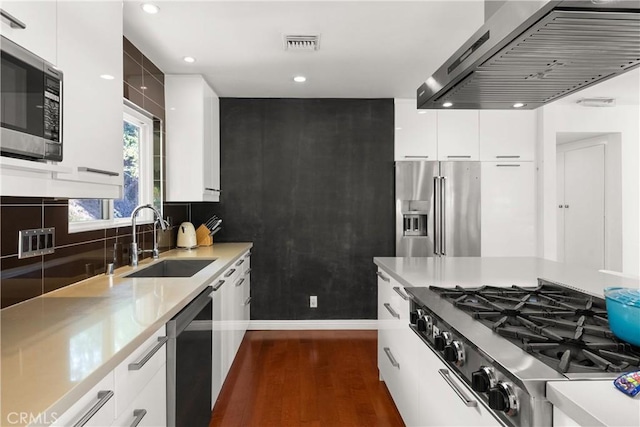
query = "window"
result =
(69, 105, 156, 230)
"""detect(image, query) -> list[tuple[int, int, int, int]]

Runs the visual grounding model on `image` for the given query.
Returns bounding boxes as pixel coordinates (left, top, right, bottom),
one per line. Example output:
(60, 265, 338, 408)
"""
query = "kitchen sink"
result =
(125, 259, 216, 278)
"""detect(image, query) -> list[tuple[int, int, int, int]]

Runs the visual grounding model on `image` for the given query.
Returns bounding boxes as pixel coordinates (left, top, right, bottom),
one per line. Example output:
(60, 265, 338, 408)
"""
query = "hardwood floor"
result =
(210, 330, 404, 427)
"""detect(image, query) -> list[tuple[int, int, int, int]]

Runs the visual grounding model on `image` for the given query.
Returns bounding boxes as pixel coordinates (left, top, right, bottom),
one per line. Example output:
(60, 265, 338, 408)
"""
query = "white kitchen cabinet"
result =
(481, 162, 536, 256)
(0, 1, 57, 64)
(112, 367, 166, 427)
(479, 110, 536, 161)
(377, 268, 418, 426)
(437, 110, 479, 160)
(415, 332, 499, 426)
(52, 372, 115, 427)
(394, 99, 437, 161)
(211, 275, 225, 406)
(165, 75, 220, 202)
(212, 252, 251, 408)
(53, 0, 123, 198)
(113, 325, 166, 418)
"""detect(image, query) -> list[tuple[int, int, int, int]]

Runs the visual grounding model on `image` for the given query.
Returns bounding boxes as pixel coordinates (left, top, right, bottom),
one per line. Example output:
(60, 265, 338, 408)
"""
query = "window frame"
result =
(68, 103, 156, 233)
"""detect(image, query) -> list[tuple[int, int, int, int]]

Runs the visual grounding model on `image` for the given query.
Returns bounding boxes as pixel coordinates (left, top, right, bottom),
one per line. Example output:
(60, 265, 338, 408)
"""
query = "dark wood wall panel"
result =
(215, 98, 395, 320)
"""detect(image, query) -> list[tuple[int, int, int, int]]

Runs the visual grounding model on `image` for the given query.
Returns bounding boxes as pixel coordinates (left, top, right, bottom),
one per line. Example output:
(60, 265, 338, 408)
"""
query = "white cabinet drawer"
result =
(52, 372, 115, 427)
(112, 365, 166, 427)
(377, 269, 410, 321)
(113, 325, 166, 417)
(379, 327, 421, 426)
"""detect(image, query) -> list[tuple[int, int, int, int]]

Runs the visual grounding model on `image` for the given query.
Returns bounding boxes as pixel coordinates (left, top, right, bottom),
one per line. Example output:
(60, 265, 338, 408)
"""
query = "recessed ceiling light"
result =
(513, 102, 525, 108)
(417, 110, 428, 114)
(100, 74, 115, 80)
(442, 102, 453, 108)
(141, 3, 160, 14)
(396, 127, 403, 130)
(183, 56, 196, 63)
(293, 76, 306, 83)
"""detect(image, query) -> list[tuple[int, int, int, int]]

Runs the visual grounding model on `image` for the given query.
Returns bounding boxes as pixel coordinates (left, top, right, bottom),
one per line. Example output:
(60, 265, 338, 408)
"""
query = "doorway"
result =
(556, 133, 622, 271)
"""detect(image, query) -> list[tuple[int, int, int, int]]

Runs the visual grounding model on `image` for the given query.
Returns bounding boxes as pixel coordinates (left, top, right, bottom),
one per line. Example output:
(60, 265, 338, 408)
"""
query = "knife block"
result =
(196, 224, 213, 246)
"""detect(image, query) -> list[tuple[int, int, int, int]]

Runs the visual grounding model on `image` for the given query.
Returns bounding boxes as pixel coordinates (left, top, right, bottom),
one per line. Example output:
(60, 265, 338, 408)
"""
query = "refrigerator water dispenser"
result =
(403, 213, 427, 236)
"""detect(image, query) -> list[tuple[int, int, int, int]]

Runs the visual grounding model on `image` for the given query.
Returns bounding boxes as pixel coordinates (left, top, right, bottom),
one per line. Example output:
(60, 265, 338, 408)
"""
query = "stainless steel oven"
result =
(1, 35, 62, 161)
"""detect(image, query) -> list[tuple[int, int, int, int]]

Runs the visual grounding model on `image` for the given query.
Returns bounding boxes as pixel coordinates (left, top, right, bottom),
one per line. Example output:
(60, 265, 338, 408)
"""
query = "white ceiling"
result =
(552, 68, 640, 107)
(122, 1, 485, 98)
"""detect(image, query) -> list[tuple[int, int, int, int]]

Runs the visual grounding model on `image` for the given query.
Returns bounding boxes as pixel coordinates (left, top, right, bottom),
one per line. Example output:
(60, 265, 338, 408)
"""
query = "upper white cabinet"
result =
(54, 1, 123, 198)
(479, 110, 536, 161)
(394, 99, 437, 161)
(0, 1, 57, 64)
(165, 75, 220, 202)
(481, 162, 536, 256)
(437, 110, 479, 160)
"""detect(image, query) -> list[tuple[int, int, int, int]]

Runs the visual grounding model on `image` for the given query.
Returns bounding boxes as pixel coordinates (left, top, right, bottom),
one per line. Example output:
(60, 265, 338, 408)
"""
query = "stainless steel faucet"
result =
(130, 204, 168, 267)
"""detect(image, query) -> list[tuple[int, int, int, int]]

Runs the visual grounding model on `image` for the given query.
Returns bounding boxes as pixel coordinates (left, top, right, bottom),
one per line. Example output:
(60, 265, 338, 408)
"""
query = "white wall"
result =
(537, 104, 640, 276)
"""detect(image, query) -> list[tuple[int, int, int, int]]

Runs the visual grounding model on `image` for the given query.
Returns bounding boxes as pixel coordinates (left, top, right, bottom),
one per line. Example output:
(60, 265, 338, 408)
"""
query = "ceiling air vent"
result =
(283, 35, 320, 51)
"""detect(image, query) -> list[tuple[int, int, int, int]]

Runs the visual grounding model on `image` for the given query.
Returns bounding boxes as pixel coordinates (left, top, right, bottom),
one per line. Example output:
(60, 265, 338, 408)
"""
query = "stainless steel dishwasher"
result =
(167, 286, 213, 427)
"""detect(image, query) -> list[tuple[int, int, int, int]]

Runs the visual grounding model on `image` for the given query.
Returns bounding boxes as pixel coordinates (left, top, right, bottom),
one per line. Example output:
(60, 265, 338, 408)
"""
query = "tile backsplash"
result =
(0, 197, 166, 308)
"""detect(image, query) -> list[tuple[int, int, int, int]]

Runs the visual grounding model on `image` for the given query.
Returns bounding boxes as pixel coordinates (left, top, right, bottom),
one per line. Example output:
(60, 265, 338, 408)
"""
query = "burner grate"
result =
(430, 282, 640, 375)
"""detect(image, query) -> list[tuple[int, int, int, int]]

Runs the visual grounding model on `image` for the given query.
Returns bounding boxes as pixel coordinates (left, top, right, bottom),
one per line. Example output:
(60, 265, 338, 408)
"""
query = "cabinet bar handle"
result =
(244, 296, 252, 306)
(73, 390, 114, 427)
(0, 9, 26, 29)
(130, 409, 147, 427)
(438, 369, 477, 407)
(496, 155, 520, 159)
(128, 336, 168, 370)
(384, 303, 400, 319)
(392, 286, 410, 301)
(447, 155, 471, 159)
(245, 268, 251, 276)
(376, 271, 390, 282)
(205, 187, 221, 192)
(383, 347, 400, 369)
(235, 259, 245, 267)
(213, 279, 225, 291)
(244, 252, 251, 258)
(78, 167, 120, 176)
(235, 277, 245, 287)
(224, 268, 236, 278)
(404, 155, 429, 159)
(496, 164, 520, 167)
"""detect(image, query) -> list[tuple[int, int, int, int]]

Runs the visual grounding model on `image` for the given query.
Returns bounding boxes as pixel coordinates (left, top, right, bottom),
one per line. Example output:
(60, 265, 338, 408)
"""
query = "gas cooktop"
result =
(429, 281, 640, 375)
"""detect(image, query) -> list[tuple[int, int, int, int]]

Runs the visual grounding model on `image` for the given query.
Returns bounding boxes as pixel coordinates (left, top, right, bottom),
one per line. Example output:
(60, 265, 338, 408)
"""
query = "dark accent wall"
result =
(214, 98, 395, 320)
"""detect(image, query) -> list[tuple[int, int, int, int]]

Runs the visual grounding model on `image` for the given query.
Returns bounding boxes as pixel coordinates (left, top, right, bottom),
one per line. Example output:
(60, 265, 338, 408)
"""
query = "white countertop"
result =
(373, 256, 640, 427)
(0, 242, 252, 427)
(547, 381, 640, 427)
(373, 256, 640, 296)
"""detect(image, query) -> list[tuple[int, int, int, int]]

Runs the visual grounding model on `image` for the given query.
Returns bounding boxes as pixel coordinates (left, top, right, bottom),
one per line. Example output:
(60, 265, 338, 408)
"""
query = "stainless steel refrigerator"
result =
(396, 161, 480, 257)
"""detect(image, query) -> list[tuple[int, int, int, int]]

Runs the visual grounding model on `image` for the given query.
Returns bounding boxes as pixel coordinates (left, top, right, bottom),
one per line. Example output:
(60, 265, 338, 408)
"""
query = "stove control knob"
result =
(443, 341, 465, 366)
(417, 315, 433, 333)
(434, 331, 452, 351)
(488, 382, 518, 416)
(410, 311, 419, 325)
(471, 366, 497, 393)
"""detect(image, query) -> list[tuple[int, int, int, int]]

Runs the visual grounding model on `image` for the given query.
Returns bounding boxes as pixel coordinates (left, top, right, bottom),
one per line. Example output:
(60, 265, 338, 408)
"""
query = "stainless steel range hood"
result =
(417, 0, 640, 110)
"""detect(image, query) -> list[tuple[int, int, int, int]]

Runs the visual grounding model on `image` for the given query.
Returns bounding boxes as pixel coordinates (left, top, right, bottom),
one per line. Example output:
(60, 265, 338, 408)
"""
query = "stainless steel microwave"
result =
(1, 35, 62, 161)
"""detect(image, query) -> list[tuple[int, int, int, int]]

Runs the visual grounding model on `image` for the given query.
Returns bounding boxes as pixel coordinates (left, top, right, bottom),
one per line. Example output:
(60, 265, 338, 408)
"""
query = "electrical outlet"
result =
(18, 228, 55, 258)
(310, 295, 318, 308)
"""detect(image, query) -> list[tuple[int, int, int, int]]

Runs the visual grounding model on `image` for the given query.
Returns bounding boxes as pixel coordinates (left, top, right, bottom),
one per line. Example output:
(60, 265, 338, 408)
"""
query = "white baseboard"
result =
(248, 319, 378, 330)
